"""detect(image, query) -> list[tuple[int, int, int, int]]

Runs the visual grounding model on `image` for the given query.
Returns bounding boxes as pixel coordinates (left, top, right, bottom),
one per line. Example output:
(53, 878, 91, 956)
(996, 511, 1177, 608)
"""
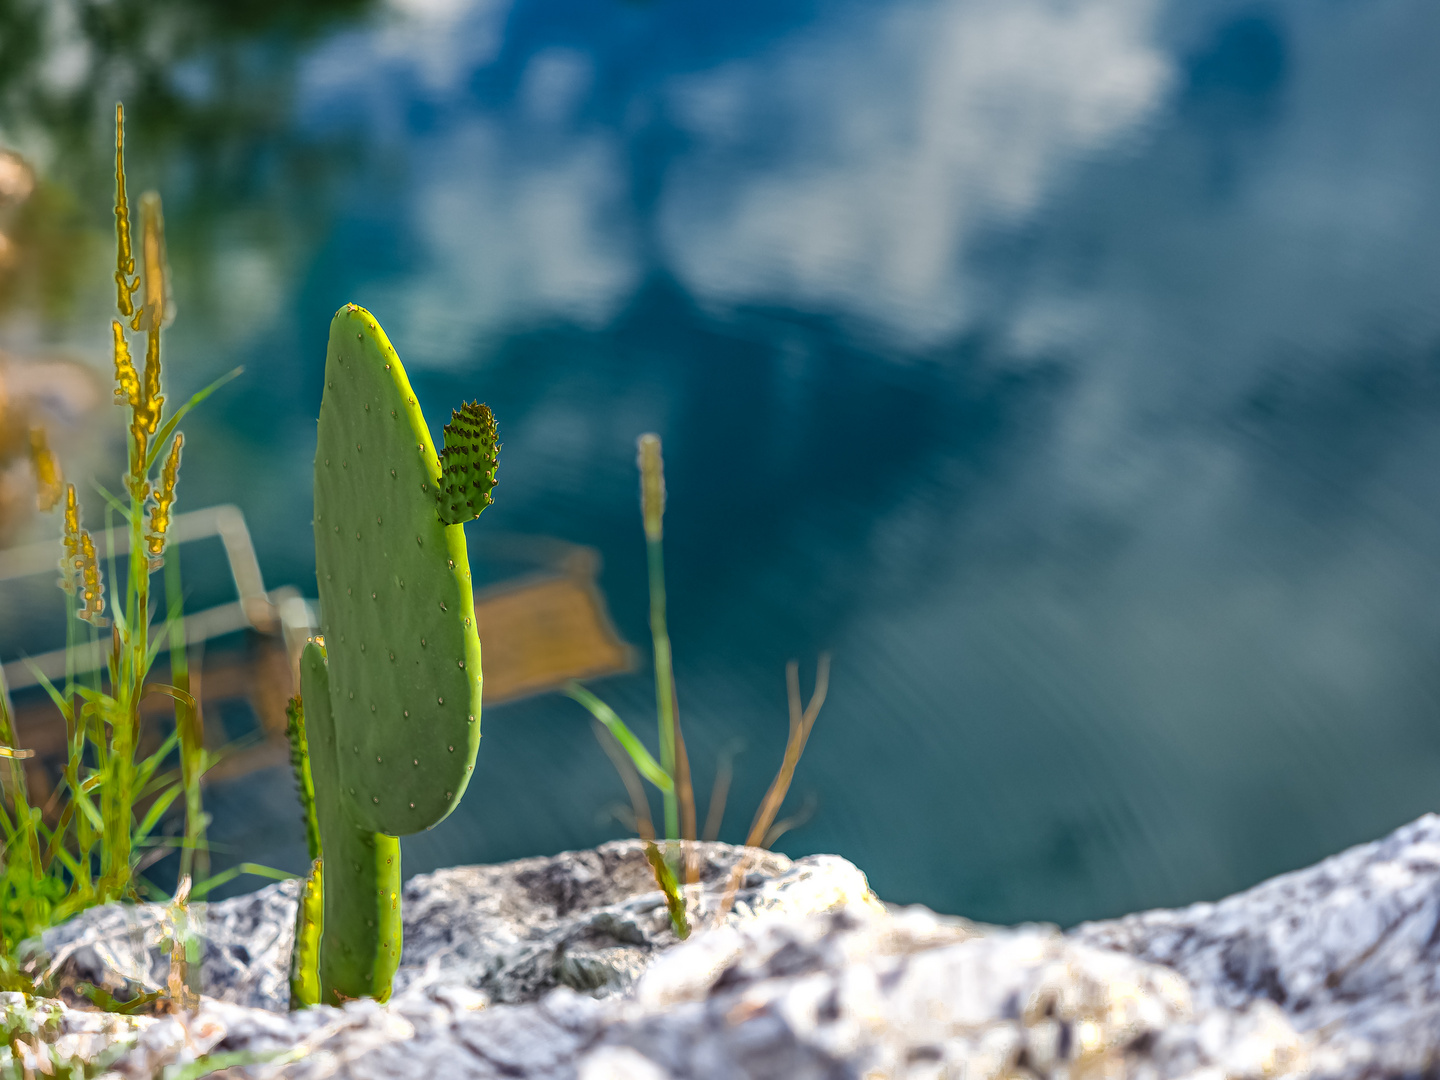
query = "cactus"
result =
(437, 401, 499, 526)
(284, 696, 322, 865)
(300, 641, 402, 1002)
(284, 696, 323, 1009)
(288, 859, 323, 1008)
(297, 304, 494, 1004)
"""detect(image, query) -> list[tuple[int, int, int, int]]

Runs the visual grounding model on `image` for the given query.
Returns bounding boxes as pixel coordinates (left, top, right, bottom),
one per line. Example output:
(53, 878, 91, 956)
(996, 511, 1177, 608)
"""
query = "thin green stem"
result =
(563, 681, 673, 792)
(0, 662, 41, 940)
(166, 548, 206, 884)
(647, 537, 679, 845)
(65, 605, 94, 899)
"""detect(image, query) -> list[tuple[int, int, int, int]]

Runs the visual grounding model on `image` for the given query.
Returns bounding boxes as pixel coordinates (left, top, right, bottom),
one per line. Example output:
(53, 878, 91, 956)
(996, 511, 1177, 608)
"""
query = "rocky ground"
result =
(4, 818, 1440, 1078)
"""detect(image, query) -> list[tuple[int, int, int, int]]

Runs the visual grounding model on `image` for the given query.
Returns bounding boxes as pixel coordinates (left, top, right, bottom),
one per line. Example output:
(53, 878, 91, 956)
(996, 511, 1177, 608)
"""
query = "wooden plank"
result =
(474, 573, 633, 703)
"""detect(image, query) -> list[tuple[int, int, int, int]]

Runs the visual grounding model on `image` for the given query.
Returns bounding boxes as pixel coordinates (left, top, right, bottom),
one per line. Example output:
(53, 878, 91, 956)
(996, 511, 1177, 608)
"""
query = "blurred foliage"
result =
(0, 0, 377, 151)
(0, 161, 93, 322)
(0, 0, 378, 325)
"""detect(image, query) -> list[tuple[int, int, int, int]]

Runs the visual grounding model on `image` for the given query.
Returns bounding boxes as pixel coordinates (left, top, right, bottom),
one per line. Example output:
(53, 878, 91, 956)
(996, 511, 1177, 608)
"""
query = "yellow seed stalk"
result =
(140, 191, 170, 330)
(59, 483, 80, 594)
(113, 105, 138, 319)
(76, 530, 106, 628)
(0, 101, 218, 963)
(146, 431, 182, 567)
(28, 425, 63, 511)
(112, 320, 139, 408)
(638, 433, 665, 542)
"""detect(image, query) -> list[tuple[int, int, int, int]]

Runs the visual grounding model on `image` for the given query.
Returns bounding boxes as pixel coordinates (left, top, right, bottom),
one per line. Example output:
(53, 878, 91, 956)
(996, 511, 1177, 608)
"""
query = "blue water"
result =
(5, 0, 1440, 925)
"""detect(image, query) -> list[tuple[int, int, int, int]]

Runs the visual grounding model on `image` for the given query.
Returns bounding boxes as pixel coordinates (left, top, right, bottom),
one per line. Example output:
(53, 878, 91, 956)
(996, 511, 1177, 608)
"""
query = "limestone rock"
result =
(592, 905, 1307, 1080)
(30, 870, 301, 1012)
(7, 905, 1310, 1080)
(11, 818, 1440, 1078)
(392, 839, 875, 1003)
(31, 840, 875, 1011)
(1071, 812, 1440, 1079)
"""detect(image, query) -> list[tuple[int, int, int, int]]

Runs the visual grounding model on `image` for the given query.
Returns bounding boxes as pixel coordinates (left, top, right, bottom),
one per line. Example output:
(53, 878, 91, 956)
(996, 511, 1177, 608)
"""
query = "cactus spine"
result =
(297, 304, 494, 1005)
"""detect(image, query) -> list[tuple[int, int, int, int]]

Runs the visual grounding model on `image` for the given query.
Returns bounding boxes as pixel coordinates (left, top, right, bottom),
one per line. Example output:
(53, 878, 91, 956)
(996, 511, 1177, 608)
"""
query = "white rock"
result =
(578, 1045, 672, 1080)
(33, 840, 821, 1010)
(8, 818, 1440, 1078)
(1071, 813, 1440, 1078)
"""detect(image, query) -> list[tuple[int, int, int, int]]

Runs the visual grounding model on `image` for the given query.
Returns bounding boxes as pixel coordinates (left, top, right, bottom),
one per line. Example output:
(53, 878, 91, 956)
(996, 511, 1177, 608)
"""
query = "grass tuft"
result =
(565, 433, 833, 933)
(0, 103, 241, 999)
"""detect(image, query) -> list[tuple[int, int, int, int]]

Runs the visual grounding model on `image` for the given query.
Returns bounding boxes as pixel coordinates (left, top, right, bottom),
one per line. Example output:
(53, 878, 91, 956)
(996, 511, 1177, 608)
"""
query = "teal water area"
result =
(3, 0, 1440, 925)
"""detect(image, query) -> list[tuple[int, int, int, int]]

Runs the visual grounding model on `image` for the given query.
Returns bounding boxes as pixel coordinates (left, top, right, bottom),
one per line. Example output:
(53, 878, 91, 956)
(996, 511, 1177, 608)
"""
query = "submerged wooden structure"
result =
(0, 505, 632, 804)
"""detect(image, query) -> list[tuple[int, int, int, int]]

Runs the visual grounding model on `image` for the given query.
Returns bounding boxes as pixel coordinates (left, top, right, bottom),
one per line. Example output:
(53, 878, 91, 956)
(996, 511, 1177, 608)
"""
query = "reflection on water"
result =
(4, 0, 1440, 923)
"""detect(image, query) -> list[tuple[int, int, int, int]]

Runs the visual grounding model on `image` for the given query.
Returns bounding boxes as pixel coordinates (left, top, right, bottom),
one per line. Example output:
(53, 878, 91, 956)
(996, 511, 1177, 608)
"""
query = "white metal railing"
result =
(0, 504, 315, 691)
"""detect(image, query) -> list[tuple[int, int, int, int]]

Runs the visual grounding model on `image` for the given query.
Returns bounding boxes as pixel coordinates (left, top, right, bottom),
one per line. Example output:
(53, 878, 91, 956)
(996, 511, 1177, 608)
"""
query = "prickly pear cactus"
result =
(301, 304, 492, 1004)
(437, 401, 499, 526)
(301, 641, 401, 1003)
(285, 696, 321, 864)
(313, 304, 483, 833)
(284, 695, 324, 1008)
(288, 856, 324, 1009)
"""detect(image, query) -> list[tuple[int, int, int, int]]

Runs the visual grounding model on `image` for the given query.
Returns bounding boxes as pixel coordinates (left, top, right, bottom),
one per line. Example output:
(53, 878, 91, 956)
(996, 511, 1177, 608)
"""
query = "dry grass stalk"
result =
(701, 749, 735, 843)
(714, 653, 830, 924)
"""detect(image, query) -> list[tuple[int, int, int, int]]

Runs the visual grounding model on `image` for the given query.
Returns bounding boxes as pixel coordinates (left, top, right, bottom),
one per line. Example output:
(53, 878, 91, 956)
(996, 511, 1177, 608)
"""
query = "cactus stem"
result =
(305, 306, 488, 1003)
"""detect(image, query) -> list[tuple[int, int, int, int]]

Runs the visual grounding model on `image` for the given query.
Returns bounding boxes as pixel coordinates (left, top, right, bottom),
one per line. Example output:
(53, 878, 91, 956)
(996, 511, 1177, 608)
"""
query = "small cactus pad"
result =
(289, 857, 323, 1010)
(285, 696, 321, 863)
(313, 305, 483, 835)
(301, 643, 402, 1004)
(437, 400, 498, 526)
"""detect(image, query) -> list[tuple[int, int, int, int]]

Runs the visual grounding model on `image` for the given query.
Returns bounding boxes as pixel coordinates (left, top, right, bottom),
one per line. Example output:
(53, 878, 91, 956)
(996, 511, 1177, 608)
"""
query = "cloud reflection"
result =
(383, 117, 636, 366)
(75, 0, 1440, 919)
(297, 0, 1172, 360)
(660, 0, 1171, 343)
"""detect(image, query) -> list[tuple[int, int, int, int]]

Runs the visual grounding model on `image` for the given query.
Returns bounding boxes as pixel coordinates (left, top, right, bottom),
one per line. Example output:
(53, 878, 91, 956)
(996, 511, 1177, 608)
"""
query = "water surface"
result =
(3, 0, 1440, 924)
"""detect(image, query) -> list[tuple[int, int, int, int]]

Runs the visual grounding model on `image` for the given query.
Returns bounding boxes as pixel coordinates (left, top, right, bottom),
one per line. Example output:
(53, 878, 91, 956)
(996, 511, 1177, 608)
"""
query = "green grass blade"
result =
(44, 840, 86, 882)
(191, 862, 296, 900)
(73, 777, 106, 833)
(162, 1050, 285, 1080)
(145, 366, 244, 472)
(138, 769, 182, 801)
(563, 681, 674, 792)
(136, 729, 182, 791)
(21, 658, 73, 722)
(145, 590, 187, 669)
(134, 785, 183, 843)
(89, 479, 134, 524)
(103, 507, 128, 644)
(643, 839, 690, 939)
(78, 982, 163, 1014)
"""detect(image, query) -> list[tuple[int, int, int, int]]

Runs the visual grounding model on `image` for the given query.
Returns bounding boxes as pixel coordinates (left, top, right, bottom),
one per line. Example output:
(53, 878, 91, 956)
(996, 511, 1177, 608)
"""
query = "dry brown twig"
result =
(714, 653, 830, 924)
(701, 747, 737, 843)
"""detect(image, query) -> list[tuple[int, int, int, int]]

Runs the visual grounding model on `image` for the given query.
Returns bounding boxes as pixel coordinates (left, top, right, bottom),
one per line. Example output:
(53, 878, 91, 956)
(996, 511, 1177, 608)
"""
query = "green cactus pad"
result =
(437, 401, 499, 526)
(313, 304, 483, 834)
(285, 692, 324, 1008)
(300, 643, 402, 1004)
(289, 857, 323, 1010)
(285, 696, 321, 862)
